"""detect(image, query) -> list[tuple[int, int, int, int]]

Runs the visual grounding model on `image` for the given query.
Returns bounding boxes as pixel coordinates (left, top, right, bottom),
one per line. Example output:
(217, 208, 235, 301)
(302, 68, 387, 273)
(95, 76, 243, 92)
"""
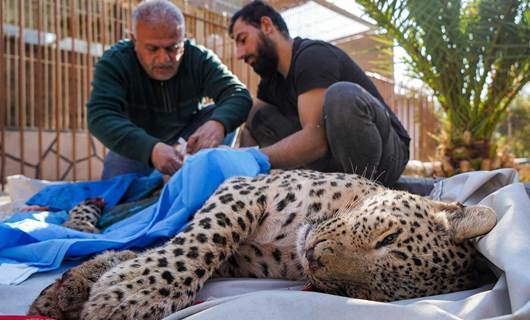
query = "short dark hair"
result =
(229, 1, 290, 38)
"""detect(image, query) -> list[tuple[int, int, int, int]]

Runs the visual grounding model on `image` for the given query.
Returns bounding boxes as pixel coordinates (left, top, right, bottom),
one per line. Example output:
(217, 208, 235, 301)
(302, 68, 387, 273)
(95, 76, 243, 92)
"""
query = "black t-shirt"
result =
(257, 37, 410, 145)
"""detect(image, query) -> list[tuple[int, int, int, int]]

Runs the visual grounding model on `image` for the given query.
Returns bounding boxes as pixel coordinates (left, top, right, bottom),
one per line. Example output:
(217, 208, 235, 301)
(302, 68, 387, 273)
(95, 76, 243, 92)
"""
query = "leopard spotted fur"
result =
(29, 170, 496, 320)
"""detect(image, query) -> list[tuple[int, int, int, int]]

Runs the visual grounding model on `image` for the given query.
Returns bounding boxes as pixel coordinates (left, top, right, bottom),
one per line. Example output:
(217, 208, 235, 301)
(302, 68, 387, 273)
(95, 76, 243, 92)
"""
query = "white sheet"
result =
(0, 263, 39, 285)
(1, 169, 529, 319)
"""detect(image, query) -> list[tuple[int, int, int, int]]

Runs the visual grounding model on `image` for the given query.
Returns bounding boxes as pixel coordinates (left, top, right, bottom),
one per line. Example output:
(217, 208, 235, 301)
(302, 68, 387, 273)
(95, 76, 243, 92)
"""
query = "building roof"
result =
(189, 0, 375, 42)
(282, 0, 374, 42)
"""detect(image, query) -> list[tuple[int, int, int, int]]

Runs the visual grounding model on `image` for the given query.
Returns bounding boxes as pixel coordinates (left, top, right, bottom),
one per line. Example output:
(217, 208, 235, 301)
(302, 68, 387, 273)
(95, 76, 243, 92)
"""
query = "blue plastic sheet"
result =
(0, 147, 270, 272)
(26, 172, 164, 211)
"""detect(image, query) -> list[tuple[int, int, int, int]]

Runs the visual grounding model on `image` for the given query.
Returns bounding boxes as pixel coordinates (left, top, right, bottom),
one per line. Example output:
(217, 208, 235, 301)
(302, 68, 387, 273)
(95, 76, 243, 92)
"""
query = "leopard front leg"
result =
(81, 186, 265, 320)
(27, 250, 137, 320)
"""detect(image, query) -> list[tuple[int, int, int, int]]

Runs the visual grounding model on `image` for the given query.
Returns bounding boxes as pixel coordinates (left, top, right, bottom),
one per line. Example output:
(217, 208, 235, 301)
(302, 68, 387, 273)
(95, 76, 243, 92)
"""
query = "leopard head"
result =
(297, 190, 496, 301)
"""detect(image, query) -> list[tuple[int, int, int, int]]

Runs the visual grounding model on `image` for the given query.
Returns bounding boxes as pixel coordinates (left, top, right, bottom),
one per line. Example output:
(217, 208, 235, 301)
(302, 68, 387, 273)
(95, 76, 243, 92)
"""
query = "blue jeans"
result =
(101, 105, 237, 179)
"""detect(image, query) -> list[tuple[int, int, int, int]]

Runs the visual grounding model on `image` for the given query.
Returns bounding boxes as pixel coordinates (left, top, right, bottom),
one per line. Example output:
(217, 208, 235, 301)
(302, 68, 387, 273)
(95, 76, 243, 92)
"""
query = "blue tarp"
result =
(0, 147, 270, 272)
(26, 172, 164, 211)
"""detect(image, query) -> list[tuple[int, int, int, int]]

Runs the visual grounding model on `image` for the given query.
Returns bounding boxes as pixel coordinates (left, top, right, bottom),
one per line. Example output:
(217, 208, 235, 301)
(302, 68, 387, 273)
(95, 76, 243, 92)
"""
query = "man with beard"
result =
(87, 0, 252, 178)
(229, 1, 410, 186)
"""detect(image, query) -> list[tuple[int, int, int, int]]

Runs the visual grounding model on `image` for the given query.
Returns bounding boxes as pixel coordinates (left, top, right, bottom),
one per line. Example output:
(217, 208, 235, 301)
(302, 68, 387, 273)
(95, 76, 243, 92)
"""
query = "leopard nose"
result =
(305, 240, 325, 271)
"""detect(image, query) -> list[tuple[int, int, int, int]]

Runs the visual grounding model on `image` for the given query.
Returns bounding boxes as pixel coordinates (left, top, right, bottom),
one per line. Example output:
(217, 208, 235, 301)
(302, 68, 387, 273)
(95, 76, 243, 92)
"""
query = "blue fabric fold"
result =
(0, 147, 270, 273)
(26, 172, 164, 211)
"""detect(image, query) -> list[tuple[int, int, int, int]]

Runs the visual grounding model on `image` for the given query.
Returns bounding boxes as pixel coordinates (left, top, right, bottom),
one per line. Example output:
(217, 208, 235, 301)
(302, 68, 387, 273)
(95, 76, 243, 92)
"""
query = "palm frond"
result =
(357, 0, 530, 157)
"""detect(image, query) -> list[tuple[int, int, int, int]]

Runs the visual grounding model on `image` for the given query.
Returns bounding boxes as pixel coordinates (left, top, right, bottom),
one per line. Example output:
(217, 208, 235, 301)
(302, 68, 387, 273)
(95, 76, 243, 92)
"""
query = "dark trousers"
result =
(101, 105, 232, 179)
(249, 82, 409, 186)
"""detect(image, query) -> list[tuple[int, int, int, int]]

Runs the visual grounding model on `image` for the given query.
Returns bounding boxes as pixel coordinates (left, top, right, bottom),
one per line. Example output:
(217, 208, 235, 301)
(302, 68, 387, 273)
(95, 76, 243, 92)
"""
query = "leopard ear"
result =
(433, 201, 497, 243)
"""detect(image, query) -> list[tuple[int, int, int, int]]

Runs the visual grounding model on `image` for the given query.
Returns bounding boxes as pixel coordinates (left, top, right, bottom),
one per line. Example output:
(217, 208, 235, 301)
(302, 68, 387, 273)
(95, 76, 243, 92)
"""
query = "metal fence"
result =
(0, 0, 438, 187)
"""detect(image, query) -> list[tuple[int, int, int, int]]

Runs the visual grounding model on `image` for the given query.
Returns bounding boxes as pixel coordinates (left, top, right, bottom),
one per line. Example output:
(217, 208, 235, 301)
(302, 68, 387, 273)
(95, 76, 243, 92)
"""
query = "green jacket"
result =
(87, 39, 252, 165)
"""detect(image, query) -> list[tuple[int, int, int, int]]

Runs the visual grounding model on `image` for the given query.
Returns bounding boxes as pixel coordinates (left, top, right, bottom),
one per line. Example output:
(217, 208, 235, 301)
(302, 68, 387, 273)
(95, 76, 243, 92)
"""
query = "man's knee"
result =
(324, 82, 366, 108)
(239, 126, 257, 147)
(249, 105, 300, 147)
(323, 81, 390, 130)
(250, 104, 274, 131)
(323, 82, 369, 126)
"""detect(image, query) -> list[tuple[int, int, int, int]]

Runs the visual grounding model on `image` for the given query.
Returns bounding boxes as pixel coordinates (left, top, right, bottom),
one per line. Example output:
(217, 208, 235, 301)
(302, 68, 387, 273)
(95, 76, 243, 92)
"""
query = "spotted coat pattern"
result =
(62, 198, 105, 233)
(27, 250, 137, 320)
(29, 170, 496, 320)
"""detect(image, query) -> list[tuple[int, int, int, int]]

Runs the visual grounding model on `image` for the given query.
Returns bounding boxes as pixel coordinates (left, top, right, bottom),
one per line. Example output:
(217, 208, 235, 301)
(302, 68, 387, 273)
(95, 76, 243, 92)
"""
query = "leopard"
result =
(27, 250, 137, 320)
(62, 198, 105, 233)
(28, 169, 497, 320)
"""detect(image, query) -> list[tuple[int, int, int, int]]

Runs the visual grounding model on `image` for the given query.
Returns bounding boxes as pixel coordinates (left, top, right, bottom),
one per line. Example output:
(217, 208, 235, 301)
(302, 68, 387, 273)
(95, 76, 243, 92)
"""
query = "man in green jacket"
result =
(87, 0, 252, 178)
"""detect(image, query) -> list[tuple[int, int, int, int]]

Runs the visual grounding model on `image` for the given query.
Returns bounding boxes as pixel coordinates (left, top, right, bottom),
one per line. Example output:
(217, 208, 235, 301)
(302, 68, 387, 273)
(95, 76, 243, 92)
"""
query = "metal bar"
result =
(75, 0, 82, 130)
(116, 0, 122, 41)
(70, 0, 77, 180)
(36, 0, 44, 178)
(28, 1, 35, 129)
(202, 9, 207, 46)
(222, 23, 228, 63)
(62, 1, 69, 131)
(5, 0, 11, 129)
(128, 0, 132, 37)
(111, 3, 115, 38)
(100, 2, 106, 157)
(87, 0, 93, 179)
(54, 0, 61, 180)
(18, 0, 25, 174)
(113, 0, 118, 41)
(0, 0, 5, 188)
(43, 1, 49, 129)
(212, 21, 217, 57)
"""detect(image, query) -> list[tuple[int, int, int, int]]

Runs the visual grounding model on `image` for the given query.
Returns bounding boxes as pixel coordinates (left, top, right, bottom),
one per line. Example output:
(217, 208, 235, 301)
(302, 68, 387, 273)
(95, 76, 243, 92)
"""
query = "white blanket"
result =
(1, 169, 529, 319)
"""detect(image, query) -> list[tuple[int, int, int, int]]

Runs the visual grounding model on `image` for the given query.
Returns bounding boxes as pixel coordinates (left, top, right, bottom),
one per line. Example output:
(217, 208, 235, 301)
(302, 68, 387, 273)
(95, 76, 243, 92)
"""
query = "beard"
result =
(250, 32, 279, 78)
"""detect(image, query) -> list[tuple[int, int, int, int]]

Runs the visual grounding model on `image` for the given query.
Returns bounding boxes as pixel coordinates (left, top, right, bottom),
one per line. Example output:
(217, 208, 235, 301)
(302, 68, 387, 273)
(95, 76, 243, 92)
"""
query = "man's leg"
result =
(248, 104, 341, 172)
(101, 151, 153, 179)
(322, 82, 409, 186)
(248, 104, 301, 147)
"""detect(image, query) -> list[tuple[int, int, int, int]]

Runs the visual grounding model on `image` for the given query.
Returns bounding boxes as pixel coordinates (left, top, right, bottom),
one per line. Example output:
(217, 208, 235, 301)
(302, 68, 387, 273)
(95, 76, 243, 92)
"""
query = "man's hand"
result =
(186, 120, 225, 154)
(151, 142, 183, 175)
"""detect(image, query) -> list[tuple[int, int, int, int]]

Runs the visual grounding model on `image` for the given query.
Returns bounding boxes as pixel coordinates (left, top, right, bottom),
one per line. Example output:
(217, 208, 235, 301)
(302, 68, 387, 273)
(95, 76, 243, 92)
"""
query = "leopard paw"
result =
(81, 253, 197, 319)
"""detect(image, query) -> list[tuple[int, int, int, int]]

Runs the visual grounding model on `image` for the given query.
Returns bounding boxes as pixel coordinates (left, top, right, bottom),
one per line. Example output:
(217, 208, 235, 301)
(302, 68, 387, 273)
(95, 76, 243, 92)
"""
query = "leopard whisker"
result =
(373, 169, 386, 185)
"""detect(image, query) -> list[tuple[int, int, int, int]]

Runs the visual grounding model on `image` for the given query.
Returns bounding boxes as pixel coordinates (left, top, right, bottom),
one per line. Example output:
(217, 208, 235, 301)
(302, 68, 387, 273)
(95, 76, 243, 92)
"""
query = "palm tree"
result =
(357, 0, 530, 173)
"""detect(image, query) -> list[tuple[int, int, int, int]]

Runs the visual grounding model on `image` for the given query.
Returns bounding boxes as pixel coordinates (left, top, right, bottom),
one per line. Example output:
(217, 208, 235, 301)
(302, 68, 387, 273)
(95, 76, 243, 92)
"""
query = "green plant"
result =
(357, 0, 530, 173)
(496, 91, 530, 158)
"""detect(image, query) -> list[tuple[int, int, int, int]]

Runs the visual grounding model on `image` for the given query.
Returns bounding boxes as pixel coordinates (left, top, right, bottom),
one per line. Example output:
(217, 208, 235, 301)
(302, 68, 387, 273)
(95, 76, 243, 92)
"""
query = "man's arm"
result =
(187, 47, 252, 154)
(87, 50, 181, 174)
(260, 88, 328, 168)
(87, 57, 159, 163)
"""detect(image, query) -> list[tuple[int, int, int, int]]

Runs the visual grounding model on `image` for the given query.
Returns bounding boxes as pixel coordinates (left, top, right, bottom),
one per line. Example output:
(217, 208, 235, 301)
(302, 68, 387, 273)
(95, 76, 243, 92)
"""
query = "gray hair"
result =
(132, 0, 185, 34)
